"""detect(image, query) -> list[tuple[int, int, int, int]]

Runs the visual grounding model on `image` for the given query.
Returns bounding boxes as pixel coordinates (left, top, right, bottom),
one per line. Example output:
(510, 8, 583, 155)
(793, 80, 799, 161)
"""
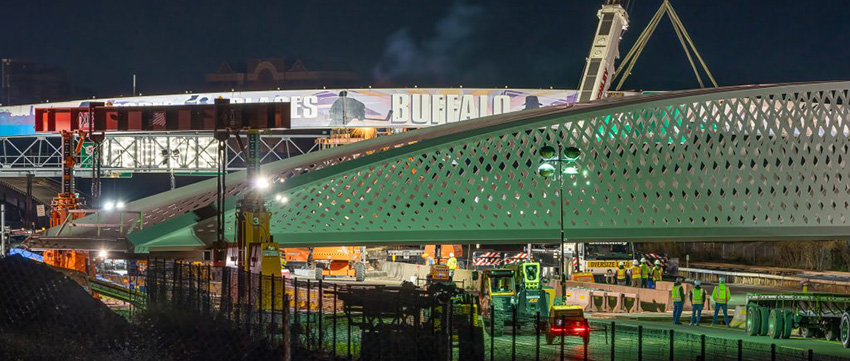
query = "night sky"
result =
(3, 0, 848, 98)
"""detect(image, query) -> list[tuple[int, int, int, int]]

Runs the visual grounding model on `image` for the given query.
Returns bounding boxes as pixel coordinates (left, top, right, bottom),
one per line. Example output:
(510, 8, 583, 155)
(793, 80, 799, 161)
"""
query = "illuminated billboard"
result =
(0, 88, 596, 136)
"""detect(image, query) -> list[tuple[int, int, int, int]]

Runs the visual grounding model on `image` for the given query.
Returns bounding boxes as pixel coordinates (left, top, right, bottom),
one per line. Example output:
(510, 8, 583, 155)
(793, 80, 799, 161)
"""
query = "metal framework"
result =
(0, 133, 322, 177)
(29, 82, 850, 253)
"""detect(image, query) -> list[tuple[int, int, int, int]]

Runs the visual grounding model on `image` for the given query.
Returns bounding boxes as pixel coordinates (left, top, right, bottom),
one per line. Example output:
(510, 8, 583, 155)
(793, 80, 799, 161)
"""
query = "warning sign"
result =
(587, 261, 618, 268)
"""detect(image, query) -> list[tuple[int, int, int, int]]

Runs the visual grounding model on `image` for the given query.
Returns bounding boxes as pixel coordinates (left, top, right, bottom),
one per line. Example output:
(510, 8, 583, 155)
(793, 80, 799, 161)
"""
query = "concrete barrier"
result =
(380, 262, 476, 291)
(558, 280, 687, 313)
(562, 288, 594, 311)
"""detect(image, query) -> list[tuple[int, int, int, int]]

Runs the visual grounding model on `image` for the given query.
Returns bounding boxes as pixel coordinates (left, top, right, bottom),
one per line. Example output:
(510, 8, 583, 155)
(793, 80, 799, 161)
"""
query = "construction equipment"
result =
(42, 130, 90, 274)
(422, 244, 463, 265)
(611, 0, 717, 91)
(384, 244, 463, 265)
(232, 129, 281, 277)
(577, 0, 715, 103)
(576, 0, 630, 102)
(480, 262, 555, 337)
(547, 305, 589, 345)
(746, 293, 850, 347)
(282, 246, 366, 281)
(568, 242, 635, 282)
(426, 264, 452, 286)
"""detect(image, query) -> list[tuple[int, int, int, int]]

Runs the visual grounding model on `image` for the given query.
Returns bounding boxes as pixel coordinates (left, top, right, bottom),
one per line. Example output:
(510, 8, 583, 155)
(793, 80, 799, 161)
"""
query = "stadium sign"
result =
(0, 88, 587, 136)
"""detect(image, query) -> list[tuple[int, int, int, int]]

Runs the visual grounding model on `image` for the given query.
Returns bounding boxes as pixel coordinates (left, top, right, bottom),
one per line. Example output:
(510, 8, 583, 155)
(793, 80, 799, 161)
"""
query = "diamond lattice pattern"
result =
(261, 85, 850, 244)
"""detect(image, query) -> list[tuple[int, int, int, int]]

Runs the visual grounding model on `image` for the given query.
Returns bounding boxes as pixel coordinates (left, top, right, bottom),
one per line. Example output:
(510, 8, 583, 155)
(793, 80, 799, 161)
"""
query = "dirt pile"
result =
(0, 255, 131, 360)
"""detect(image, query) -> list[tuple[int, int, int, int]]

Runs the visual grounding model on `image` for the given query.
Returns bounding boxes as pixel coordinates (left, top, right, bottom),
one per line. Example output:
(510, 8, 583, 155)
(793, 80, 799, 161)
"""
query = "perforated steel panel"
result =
(262, 82, 850, 244)
(37, 82, 850, 250)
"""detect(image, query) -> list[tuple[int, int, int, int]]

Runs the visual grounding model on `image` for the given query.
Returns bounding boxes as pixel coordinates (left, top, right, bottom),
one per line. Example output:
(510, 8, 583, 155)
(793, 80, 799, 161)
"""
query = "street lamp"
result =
(537, 143, 584, 298)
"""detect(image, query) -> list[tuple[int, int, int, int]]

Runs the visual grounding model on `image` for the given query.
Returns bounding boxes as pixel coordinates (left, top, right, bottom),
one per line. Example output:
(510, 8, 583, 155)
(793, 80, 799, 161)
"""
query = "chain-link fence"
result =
(146, 259, 486, 361)
(142, 259, 850, 361)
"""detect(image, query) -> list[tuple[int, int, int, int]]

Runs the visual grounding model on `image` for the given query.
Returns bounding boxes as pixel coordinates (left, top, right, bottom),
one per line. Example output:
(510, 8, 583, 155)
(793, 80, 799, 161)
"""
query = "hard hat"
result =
(640, 257, 647, 263)
(618, 262, 624, 267)
(719, 277, 726, 283)
(632, 260, 639, 266)
(694, 280, 701, 286)
(449, 253, 454, 258)
(655, 260, 661, 265)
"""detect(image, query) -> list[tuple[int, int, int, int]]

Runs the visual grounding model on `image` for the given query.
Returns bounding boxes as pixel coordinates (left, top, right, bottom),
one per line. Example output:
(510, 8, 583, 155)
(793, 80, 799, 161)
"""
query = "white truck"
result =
(569, 242, 636, 282)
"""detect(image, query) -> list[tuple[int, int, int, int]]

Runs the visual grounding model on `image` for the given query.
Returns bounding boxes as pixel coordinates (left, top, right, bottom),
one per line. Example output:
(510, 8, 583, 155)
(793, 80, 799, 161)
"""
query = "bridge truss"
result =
(0, 132, 325, 177)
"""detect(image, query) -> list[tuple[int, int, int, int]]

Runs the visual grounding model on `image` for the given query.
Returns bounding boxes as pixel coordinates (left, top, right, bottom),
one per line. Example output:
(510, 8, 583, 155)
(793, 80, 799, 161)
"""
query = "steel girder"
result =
(32, 82, 850, 252)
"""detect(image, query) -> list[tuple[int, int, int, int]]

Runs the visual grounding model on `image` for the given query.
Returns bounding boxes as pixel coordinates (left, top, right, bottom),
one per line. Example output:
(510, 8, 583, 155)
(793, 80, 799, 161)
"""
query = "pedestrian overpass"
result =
(28, 82, 850, 254)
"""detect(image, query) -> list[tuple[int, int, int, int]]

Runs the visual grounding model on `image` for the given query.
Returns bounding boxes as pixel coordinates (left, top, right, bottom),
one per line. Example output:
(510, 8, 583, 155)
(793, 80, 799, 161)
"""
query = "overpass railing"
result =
(0, 132, 323, 177)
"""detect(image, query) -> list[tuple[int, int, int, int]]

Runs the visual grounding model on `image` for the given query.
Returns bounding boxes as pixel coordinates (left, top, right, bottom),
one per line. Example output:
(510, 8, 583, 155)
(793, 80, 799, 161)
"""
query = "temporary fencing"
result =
(144, 259, 850, 361)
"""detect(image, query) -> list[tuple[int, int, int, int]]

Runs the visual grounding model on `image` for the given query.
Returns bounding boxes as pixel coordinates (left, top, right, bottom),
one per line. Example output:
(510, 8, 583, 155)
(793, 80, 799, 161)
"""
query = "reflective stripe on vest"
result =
(652, 266, 663, 281)
(713, 284, 730, 303)
(692, 288, 703, 303)
(616, 268, 626, 280)
(631, 266, 641, 278)
(672, 286, 683, 302)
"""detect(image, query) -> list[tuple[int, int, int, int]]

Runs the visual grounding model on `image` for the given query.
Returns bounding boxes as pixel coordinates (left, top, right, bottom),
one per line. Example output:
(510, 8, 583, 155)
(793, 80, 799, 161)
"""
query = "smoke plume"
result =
(372, 1, 486, 86)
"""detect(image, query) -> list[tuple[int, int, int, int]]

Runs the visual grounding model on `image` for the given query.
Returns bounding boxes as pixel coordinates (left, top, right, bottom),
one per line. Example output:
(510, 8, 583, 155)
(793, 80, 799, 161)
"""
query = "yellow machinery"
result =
(427, 264, 452, 285)
(236, 130, 281, 277)
(235, 130, 282, 310)
(547, 305, 589, 345)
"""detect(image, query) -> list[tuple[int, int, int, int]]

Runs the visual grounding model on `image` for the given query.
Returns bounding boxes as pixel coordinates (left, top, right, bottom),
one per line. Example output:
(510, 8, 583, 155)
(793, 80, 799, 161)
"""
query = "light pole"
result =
(537, 144, 583, 298)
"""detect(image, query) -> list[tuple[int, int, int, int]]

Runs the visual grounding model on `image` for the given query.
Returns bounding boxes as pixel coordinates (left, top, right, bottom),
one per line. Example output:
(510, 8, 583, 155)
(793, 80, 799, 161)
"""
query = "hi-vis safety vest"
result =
(712, 284, 730, 304)
(672, 285, 683, 302)
(640, 264, 649, 279)
(652, 266, 663, 281)
(631, 266, 642, 278)
(691, 288, 704, 304)
(616, 268, 627, 280)
(447, 257, 458, 270)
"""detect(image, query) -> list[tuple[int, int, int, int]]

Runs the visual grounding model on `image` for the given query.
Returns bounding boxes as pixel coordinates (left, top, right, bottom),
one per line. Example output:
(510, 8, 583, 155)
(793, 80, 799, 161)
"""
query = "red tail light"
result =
(550, 321, 589, 334)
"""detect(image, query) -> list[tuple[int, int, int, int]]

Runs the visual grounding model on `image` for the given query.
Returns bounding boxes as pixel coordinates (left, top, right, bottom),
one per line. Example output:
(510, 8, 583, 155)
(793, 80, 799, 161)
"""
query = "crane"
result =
(577, 0, 717, 102)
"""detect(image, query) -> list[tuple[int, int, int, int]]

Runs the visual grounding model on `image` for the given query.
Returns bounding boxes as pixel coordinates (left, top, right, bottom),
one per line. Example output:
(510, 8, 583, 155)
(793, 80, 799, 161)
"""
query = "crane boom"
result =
(576, 2, 629, 103)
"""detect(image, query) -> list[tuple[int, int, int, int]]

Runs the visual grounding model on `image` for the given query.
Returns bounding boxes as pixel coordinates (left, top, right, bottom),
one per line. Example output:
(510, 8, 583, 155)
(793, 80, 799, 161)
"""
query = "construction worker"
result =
(447, 252, 458, 277)
(639, 257, 650, 288)
(649, 260, 663, 289)
(712, 277, 732, 326)
(690, 280, 706, 326)
(605, 269, 615, 285)
(630, 260, 642, 288)
(671, 278, 685, 325)
(616, 262, 627, 286)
